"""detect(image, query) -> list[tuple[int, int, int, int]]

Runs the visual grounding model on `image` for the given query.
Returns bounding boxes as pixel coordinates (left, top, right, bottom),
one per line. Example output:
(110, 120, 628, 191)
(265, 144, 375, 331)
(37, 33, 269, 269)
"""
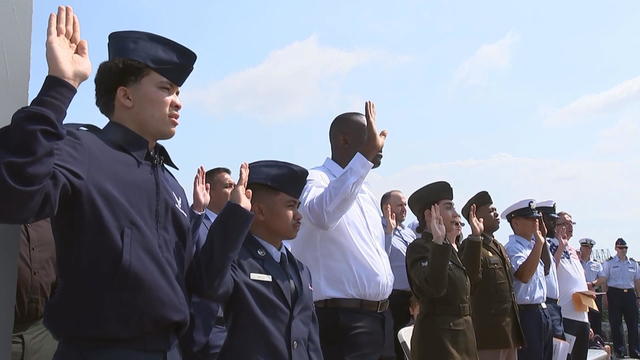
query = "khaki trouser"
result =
(12, 319, 57, 360)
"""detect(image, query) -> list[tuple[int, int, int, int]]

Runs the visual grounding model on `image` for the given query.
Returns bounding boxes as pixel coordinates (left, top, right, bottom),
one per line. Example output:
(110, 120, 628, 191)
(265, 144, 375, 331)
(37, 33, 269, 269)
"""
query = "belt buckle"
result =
(541, 302, 547, 309)
(376, 300, 386, 312)
(624, 289, 629, 293)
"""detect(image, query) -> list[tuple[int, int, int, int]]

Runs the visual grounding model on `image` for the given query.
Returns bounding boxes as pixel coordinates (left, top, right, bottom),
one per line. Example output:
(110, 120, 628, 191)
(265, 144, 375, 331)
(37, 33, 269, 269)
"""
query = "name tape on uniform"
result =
(250, 273, 273, 282)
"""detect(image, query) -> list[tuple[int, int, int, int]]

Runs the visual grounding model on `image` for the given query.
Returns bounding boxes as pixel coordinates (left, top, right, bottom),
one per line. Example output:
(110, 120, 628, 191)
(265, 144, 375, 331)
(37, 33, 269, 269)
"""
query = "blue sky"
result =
(30, 1, 639, 258)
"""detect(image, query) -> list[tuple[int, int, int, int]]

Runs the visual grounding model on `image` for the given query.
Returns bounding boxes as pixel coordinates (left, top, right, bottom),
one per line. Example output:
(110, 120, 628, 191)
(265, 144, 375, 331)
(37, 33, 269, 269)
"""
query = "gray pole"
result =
(0, 0, 33, 358)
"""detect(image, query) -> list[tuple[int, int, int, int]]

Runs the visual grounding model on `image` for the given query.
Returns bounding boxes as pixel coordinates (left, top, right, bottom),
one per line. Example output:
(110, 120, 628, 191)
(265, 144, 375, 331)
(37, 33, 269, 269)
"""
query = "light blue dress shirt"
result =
(600, 256, 640, 289)
(255, 236, 287, 263)
(582, 259, 603, 283)
(505, 234, 547, 304)
(383, 220, 417, 291)
(545, 238, 560, 300)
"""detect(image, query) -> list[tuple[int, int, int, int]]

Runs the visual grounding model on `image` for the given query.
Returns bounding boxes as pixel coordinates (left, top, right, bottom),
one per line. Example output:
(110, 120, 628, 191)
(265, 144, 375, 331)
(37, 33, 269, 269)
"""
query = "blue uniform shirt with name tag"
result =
(601, 256, 640, 289)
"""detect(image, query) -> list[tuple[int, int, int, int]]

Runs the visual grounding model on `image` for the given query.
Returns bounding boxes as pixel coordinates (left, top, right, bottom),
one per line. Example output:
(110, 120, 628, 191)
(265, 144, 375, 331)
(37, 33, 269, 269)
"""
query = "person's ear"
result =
(252, 202, 267, 221)
(115, 86, 134, 109)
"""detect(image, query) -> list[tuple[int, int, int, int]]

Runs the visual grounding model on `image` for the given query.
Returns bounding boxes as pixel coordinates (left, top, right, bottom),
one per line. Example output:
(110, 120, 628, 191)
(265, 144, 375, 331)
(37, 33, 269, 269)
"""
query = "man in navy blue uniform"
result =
(0, 6, 254, 359)
(202, 160, 323, 360)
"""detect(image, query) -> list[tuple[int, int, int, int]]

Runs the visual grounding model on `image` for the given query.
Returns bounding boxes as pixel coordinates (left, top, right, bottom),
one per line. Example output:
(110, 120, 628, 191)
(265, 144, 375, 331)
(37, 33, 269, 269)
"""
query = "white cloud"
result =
(186, 36, 400, 124)
(545, 75, 640, 125)
(453, 31, 519, 87)
(595, 116, 640, 153)
(367, 153, 640, 257)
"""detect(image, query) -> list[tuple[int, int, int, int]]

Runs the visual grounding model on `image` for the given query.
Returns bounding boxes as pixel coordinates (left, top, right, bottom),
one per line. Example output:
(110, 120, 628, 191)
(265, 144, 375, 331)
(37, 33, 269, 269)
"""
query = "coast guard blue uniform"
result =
(0, 31, 254, 359)
(192, 161, 322, 360)
(600, 238, 640, 358)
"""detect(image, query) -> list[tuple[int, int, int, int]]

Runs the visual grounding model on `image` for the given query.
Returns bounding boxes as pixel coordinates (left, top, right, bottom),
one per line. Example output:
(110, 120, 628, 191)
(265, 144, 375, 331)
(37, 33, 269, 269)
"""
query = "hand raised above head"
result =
(229, 162, 252, 211)
(46, 6, 91, 88)
(359, 101, 388, 163)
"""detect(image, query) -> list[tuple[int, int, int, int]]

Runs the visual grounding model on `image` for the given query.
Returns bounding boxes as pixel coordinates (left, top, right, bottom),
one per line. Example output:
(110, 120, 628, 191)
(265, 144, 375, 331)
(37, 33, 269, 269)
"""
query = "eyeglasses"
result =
(451, 221, 465, 227)
(617, 246, 628, 250)
(557, 221, 576, 226)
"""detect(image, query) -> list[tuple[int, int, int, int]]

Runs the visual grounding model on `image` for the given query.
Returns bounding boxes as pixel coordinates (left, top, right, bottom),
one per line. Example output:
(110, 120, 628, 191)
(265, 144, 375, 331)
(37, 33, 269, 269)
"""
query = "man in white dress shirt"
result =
(291, 101, 395, 359)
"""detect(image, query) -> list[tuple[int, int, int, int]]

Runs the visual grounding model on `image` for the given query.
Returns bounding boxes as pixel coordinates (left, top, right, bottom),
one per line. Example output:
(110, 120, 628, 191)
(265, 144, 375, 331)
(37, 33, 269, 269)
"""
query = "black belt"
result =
(315, 298, 389, 313)
(545, 297, 558, 304)
(608, 287, 635, 293)
(519, 303, 547, 311)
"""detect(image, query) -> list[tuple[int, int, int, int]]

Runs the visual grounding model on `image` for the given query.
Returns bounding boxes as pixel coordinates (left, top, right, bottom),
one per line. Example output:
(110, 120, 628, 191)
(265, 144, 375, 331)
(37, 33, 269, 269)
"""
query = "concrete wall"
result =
(0, 0, 33, 358)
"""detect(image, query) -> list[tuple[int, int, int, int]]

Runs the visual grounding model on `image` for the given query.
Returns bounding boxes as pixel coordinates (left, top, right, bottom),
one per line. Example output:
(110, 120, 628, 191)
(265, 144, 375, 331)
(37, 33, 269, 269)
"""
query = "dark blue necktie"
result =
(280, 252, 298, 302)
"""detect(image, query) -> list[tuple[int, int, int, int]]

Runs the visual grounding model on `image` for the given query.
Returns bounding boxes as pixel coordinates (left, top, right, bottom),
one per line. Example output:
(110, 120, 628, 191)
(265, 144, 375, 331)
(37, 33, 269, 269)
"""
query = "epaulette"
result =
(607, 256, 613, 261)
(631, 258, 636, 262)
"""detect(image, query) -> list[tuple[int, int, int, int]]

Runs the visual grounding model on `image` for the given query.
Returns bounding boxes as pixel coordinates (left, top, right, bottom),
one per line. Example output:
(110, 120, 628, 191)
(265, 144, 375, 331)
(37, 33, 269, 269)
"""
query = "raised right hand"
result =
(359, 101, 388, 162)
(46, 6, 91, 88)
(429, 204, 446, 245)
(229, 162, 252, 211)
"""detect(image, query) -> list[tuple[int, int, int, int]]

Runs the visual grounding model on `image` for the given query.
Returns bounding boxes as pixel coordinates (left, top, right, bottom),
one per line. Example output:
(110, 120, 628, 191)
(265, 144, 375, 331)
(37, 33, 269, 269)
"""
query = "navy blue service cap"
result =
(501, 199, 541, 222)
(615, 238, 627, 247)
(536, 200, 559, 218)
(248, 160, 309, 199)
(408, 181, 453, 218)
(108, 31, 197, 86)
(461, 191, 492, 221)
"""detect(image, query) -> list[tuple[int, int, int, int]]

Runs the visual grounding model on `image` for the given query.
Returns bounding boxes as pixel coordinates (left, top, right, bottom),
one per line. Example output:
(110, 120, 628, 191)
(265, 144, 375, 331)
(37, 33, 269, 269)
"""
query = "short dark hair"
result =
(94, 58, 151, 118)
(380, 190, 401, 211)
(247, 183, 280, 205)
(205, 167, 231, 185)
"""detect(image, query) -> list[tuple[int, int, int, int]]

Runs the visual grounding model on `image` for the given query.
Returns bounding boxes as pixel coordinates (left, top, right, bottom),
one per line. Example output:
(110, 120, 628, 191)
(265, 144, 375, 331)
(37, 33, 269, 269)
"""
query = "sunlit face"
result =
(436, 200, 456, 234)
(257, 192, 303, 241)
(125, 71, 182, 142)
(450, 215, 464, 238)
(476, 203, 500, 233)
(556, 213, 574, 239)
(616, 244, 628, 258)
(388, 192, 408, 225)
(208, 172, 235, 213)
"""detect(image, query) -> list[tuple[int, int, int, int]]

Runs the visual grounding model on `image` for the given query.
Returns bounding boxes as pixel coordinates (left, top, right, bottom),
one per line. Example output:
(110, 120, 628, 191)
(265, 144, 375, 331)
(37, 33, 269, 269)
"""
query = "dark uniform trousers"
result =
(406, 232, 479, 360)
(607, 287, 640, 357)
(517, 304, 553, 360)
(191, 233, 323, 360)
(459, 235, 525, 351)
(545, 298, 565, 339)
(388, 289, 412, 360)
(588, 294, 604, 338)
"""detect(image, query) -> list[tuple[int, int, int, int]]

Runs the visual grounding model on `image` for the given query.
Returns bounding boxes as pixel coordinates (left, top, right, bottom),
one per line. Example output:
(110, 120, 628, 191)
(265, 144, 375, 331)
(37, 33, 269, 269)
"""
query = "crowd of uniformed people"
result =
(5, 5, 639, 360)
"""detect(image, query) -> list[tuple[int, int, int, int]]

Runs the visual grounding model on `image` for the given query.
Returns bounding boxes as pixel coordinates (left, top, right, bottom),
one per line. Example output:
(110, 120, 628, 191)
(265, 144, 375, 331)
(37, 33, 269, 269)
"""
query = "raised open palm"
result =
(46, 6, 91, 88)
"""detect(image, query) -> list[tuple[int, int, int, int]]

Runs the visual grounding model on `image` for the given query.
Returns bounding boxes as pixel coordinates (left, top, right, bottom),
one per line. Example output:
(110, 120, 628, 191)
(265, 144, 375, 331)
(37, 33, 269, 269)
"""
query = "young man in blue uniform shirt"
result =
(202, 160, 322, 360)
(503, 199, 553, 360)
(0, 6, 254, 359)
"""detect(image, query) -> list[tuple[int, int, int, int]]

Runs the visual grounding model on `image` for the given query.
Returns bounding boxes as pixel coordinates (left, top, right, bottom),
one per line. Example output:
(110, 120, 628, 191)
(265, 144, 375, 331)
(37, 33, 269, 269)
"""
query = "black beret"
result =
(248, 160, 309, 199)
(108, 31, 197, 86)
(408, 181, 453, 218)
(461, 191, 493, 221)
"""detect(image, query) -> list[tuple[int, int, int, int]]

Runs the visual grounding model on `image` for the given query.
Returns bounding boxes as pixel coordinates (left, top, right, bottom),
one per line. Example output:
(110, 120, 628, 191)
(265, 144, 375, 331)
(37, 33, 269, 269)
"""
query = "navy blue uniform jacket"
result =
(181, 214, 227, 359)
(0, 76, 254, 351)
(193, 231, 322, 360)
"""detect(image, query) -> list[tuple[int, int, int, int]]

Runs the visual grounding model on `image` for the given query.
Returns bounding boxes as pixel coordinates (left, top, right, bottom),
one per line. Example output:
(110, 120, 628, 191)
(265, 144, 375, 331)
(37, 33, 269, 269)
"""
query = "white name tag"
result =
(250, 273, 272, 282)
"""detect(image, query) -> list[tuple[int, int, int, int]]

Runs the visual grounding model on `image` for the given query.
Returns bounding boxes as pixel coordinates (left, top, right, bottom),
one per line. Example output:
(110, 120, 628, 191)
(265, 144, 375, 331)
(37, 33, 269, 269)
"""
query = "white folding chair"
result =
(397, 325, 414, 360)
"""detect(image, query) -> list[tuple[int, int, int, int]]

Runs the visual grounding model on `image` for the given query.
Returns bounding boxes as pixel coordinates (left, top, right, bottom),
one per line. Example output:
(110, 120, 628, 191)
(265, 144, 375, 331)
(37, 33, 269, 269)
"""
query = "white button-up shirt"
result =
(290, 153, 394, 302)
